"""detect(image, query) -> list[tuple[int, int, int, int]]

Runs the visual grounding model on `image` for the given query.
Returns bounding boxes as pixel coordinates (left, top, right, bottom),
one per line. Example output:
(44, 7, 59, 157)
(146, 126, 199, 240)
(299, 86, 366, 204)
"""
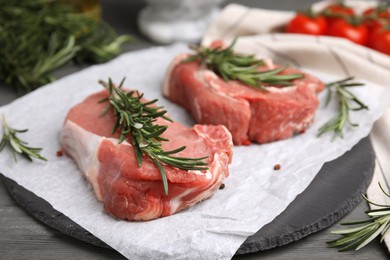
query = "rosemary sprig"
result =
(317, 77, 368, 139)
(98, 79, 209, 195)
(327, 183, 390, 251)
(185, 38, 304, 90)
(0, 115, 46, 162)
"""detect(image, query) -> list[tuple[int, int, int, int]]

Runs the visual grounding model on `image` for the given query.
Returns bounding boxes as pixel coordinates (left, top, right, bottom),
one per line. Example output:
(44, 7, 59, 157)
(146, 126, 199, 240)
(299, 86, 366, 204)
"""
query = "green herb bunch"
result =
(99, 79, 209, 195)
(0, 0, 133, 93)
(185, 38, 304, 91)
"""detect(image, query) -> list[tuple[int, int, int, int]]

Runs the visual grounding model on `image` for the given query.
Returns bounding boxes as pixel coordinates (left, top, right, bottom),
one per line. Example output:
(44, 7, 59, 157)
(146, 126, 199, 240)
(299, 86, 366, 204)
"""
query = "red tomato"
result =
(322, 2, 355, 28)
(328, 19, 368, 45)
(364, 17, 387, 30)
(366, 18, 390, 37)
(286, 14, 327, 35)
(369, 26, 390, 55)
(363, 4, 390, 29)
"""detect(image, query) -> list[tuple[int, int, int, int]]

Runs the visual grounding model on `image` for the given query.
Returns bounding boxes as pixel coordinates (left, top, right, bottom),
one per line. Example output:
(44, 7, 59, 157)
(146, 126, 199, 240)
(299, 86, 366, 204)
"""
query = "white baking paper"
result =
(0, 44, 388, 260)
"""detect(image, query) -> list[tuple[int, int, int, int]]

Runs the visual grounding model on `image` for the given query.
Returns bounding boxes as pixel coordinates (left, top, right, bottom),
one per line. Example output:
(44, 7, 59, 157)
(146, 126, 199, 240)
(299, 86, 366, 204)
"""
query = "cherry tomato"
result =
(364, 16, 388, 30)
(322, 1, 355, 28)
(363, 4, 390, 29)
(328, 18, 368, 45)
(367, 18, 389, 41)
(286, 13, 327, 35)
(369, 25, 390, 55)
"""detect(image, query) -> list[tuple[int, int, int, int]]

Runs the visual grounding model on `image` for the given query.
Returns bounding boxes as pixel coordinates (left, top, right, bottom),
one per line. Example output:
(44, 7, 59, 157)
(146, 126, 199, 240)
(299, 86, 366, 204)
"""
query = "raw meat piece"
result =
(163, 53, 325, 145)
(60, 90, 233, 221)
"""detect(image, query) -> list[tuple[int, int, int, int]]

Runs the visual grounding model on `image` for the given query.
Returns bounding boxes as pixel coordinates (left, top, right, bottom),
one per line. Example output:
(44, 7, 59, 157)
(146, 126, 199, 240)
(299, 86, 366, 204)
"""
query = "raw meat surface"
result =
(60, 90, 233, 221)
(163, 54, 325, 145)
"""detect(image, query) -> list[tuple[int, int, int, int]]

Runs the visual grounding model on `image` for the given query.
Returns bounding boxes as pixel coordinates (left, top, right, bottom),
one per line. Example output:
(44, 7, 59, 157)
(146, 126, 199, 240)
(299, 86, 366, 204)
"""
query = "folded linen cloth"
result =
(202, 0, 390, 250)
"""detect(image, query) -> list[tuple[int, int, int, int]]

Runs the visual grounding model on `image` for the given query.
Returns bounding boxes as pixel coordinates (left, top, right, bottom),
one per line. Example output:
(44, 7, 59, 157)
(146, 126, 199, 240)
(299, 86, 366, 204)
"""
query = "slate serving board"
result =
(1, 136, 375, 255)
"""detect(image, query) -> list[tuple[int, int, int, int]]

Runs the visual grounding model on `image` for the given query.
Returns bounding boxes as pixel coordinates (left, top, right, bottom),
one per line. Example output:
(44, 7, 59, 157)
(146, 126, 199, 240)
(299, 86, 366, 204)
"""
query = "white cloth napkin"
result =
(203, 0, 390, 250)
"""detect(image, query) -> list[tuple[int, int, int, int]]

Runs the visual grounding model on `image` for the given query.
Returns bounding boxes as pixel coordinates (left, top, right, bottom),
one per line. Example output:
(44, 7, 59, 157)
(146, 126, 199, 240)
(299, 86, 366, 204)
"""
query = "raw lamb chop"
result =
(163, 48, 325, 145)
(60, 89, 233, 221)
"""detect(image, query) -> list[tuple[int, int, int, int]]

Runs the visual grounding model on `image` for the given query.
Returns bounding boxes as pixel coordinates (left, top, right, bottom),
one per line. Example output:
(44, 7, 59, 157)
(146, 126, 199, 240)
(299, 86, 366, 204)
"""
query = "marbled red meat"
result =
(60, 90, 233, 221)
(163, 54, 325, 145)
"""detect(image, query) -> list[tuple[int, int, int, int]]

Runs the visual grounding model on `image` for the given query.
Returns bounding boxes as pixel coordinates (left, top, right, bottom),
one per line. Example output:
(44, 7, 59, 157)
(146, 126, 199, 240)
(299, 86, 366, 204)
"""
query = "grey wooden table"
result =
(0, 0, 389, 259)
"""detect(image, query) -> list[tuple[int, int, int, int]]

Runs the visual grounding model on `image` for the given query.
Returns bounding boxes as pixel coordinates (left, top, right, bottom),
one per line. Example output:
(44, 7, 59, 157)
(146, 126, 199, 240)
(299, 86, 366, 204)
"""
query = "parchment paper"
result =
(0, 44, 388, 260)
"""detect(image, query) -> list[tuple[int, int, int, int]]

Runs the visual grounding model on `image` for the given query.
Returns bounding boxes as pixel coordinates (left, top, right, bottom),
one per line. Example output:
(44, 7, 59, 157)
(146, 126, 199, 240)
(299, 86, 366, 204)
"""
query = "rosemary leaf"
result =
(331, 225, 372, 235)
(99, 79, 209, 195)
(368, 210, 390, 217)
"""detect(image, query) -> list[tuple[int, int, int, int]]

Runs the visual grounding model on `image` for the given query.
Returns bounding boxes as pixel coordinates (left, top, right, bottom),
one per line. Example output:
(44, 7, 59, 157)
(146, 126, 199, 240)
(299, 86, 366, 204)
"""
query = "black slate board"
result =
(1, 136, 375, 255)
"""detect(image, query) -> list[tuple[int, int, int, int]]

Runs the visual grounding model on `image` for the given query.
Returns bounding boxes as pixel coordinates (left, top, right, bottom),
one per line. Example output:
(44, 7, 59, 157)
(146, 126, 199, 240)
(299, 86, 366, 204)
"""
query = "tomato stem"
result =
(346, 15, 364, 26)
(376, 2, 388, 13)
(298, 8, 317, 19)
